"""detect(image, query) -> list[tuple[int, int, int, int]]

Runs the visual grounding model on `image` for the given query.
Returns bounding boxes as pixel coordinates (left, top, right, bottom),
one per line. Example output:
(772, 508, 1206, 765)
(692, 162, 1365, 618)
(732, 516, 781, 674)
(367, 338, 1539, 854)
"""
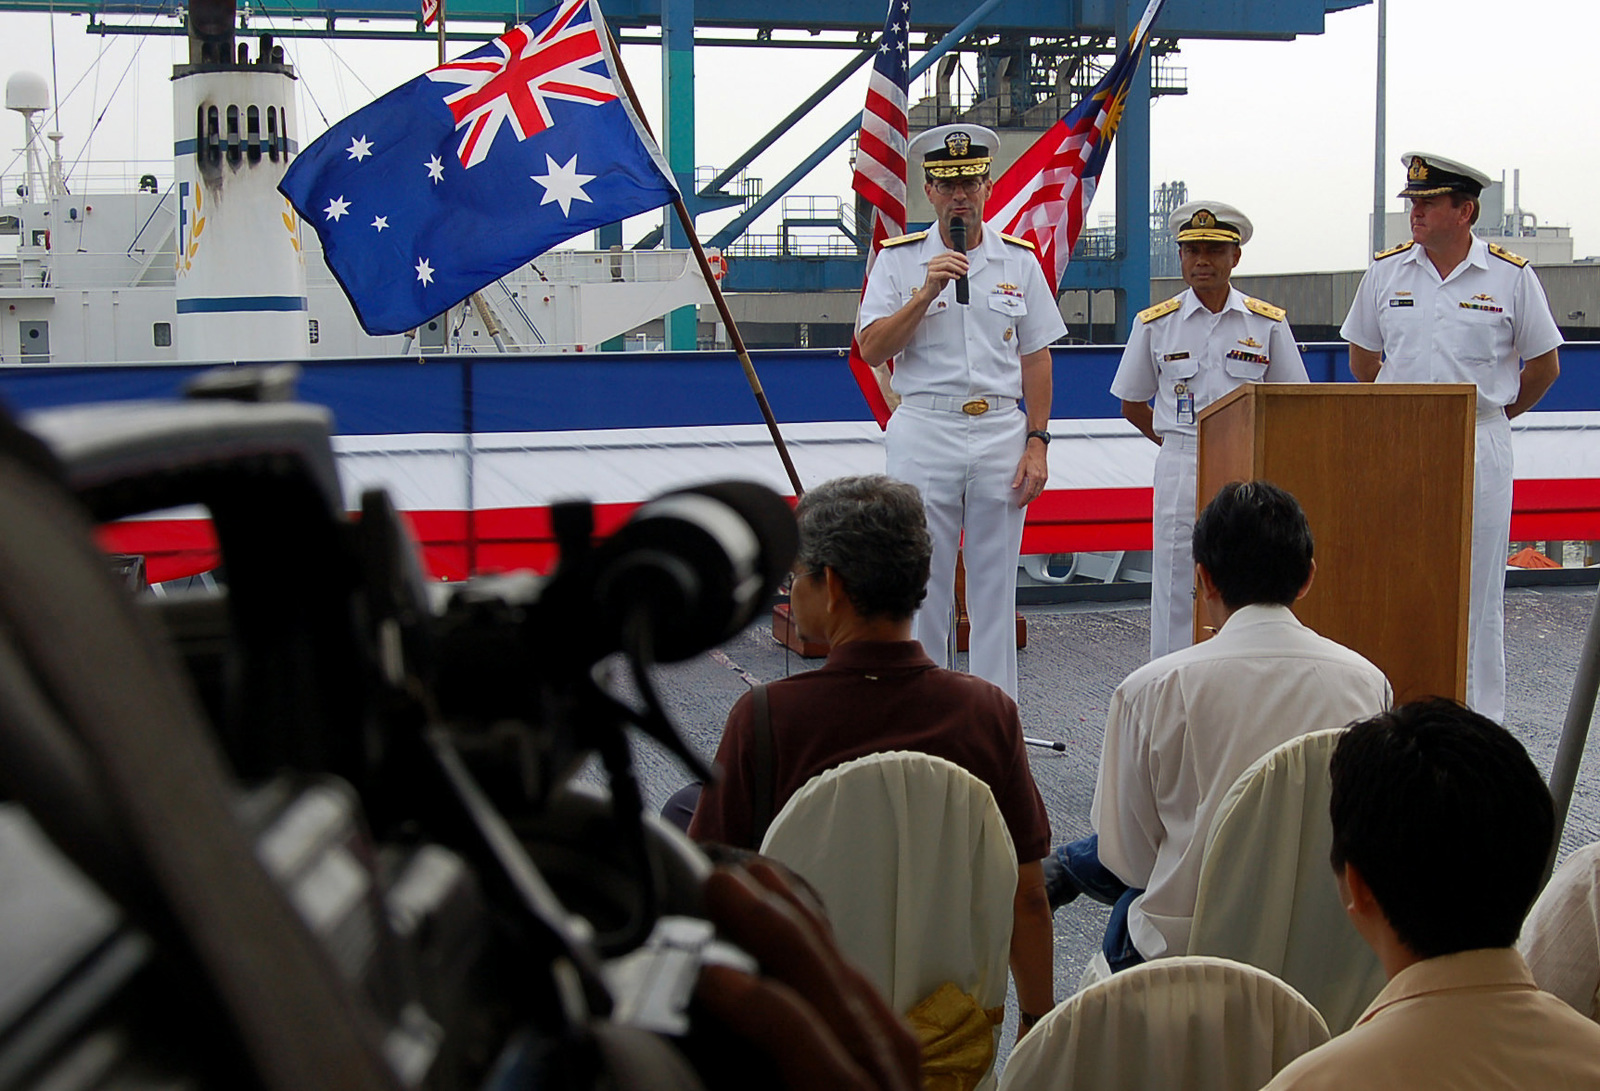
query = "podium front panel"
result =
(1196, 383, 1474, 705)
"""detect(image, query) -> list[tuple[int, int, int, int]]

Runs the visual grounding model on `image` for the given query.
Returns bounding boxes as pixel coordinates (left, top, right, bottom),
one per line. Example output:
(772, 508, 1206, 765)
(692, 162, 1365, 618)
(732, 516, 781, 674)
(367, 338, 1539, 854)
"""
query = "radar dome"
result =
(6, 72, 50, 114)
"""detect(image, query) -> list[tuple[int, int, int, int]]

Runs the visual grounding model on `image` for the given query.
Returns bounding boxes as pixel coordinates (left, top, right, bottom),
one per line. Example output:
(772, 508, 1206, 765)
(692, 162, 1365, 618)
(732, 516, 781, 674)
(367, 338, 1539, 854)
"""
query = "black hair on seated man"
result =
(1191, 480, 1314, 609)
(1329, 698, 1555, 960)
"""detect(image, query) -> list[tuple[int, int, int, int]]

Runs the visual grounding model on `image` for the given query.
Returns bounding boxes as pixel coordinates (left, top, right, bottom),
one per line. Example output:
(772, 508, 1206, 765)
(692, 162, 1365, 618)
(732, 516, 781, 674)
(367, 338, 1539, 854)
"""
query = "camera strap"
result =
(749, 683, 776, 847)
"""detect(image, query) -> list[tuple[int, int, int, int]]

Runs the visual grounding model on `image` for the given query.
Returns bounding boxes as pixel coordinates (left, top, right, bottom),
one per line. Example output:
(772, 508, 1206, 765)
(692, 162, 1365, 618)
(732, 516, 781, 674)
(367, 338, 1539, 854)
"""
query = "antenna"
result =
(5, 71, 50, 203)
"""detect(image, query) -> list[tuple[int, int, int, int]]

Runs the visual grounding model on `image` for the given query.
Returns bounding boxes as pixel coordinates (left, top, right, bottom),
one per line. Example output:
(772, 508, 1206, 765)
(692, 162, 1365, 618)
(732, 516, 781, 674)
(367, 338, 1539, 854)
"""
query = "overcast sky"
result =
(2, 0, 1594, 274)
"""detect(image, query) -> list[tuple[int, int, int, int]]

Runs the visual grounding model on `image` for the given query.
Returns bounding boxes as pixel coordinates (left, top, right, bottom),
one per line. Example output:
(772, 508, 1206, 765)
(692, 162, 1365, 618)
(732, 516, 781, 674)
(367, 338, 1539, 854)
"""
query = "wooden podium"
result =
(1195, 383, 1477, 704)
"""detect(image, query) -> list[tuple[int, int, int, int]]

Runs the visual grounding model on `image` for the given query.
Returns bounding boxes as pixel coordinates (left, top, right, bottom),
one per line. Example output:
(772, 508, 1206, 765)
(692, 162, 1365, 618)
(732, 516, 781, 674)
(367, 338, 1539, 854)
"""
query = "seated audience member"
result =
(688, 474, 1054, 1034)
(1517, 841, 1600, 1022)
(1045, 481, 1391, 970)
(1263, 700, 1600, 1088)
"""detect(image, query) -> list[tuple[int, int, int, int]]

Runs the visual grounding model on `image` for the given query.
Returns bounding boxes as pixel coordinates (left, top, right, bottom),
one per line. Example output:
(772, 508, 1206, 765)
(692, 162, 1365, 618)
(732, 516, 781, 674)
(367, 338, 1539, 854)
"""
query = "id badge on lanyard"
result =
(1175, 383, 1195, 426)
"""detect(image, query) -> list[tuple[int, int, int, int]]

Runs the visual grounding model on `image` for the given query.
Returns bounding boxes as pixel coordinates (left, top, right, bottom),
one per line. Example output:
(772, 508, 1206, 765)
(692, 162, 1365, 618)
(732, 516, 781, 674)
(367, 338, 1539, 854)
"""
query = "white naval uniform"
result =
(1341, 237, 1563, 721)
(1091, 604, 1392, 959)
(1111, 288, 1308, 658)
(858, 226, 1066, 697)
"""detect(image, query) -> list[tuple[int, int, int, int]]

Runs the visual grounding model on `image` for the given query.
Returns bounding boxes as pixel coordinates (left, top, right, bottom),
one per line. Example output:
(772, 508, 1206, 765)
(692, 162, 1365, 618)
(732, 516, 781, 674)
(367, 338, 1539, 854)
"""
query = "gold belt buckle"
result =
(962, 398, 990, 416)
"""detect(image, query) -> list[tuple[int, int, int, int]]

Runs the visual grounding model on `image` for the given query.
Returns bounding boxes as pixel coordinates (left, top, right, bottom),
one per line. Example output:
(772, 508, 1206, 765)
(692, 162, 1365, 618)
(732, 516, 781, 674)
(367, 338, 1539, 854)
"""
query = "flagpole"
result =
(604, 27, 806, 499)
(432, 0, 486, 576)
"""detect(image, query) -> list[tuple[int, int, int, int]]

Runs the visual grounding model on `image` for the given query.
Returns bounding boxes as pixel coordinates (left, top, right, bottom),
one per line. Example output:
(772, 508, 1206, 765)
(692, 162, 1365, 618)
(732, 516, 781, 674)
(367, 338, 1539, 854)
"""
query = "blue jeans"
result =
(1054, 834, 1147, 973)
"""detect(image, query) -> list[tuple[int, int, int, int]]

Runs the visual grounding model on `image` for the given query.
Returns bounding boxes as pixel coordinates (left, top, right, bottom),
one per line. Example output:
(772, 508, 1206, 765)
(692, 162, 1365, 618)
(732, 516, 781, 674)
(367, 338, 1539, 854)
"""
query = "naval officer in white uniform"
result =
(1342, 152, 1562, 722)
(857, 124, 1066, 697)
(1111, 201, 1307, 658)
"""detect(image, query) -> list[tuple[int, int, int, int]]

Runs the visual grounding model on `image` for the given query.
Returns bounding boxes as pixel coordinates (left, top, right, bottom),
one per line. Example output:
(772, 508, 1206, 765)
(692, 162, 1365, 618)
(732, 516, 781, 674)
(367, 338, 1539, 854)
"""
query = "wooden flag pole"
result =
(605, 26, 805, 499)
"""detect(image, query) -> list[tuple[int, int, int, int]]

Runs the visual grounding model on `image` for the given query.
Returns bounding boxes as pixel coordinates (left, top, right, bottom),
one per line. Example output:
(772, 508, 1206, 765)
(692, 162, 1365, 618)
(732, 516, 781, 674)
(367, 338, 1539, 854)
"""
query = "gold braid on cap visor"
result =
(1176, 227, 1242, 243)
(925, 159, 992, 179)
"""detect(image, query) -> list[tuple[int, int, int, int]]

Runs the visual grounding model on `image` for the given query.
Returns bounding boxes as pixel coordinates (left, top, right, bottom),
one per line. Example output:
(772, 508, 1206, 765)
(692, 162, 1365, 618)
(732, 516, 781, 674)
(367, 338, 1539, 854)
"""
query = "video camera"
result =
(0, 366, 797, 1091)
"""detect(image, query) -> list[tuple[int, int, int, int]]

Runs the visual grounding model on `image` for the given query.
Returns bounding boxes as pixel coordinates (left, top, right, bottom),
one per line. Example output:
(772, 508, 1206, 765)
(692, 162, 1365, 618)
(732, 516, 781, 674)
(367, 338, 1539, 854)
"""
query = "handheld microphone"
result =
(949, 217, 969, 305)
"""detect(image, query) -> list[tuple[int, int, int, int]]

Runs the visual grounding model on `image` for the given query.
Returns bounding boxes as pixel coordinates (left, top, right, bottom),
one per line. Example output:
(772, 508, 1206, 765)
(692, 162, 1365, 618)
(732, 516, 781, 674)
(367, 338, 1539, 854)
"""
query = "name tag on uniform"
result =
(1388, 298, 1414, 307)
(1162, 351, 1190, 362)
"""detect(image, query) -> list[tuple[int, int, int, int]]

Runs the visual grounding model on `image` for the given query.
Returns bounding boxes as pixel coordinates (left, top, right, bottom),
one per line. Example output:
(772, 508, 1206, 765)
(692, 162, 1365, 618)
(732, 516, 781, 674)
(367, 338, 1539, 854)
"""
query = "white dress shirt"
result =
(1111, 287, 1307, 437)
(857, 226, 1065, 399)
(1091, 604, 1392, 958)
(1340, 237, 1562, 409)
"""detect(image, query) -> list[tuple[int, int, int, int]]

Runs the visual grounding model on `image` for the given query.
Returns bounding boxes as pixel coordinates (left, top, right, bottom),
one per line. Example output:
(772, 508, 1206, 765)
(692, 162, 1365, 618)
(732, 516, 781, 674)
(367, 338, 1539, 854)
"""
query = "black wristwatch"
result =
(1026, 429, 1052, 446)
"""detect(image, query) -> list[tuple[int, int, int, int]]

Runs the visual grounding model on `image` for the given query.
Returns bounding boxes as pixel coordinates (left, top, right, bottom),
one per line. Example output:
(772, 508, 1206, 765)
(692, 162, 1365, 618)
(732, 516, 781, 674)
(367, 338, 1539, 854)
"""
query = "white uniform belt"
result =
(901, 393, 1019, 416)
(1478, 402, 1508, 422)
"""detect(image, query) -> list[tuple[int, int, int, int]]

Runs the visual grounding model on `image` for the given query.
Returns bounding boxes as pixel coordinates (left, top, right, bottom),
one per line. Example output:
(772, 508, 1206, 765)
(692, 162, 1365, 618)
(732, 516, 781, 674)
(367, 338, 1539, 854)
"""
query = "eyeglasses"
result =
(931, 177, 987, 196)
(780, 566, 816, 595)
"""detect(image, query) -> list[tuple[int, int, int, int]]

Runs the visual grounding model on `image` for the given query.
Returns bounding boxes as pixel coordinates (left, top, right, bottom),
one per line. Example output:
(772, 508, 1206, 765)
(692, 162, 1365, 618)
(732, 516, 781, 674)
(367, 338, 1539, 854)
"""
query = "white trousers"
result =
(886, 404, 1027, 697)
(1150, 435, 1198, 660)
(1469, 412, 1513, 722)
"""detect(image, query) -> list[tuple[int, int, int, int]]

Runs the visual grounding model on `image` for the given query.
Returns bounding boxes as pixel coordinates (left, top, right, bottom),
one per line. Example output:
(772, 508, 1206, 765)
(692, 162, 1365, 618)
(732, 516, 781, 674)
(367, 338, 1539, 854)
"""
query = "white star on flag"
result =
(415, 257, 435, 285)
(372, 216, 389, 232)
(425, 156, 445, 183)
(346, 135, 373, 161)
(529, 153, 595, 216)
(324, 196, 351, 221)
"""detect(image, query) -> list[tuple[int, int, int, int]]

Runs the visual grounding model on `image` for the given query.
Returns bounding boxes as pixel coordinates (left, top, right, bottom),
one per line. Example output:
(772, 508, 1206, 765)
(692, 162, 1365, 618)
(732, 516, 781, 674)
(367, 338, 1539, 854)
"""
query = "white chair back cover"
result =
(1186, 728, 1384, 1033)
(759, 750, 1018, 1014)
(998, 955, 1329, 1091)
(1518, 841, 1600, 1022)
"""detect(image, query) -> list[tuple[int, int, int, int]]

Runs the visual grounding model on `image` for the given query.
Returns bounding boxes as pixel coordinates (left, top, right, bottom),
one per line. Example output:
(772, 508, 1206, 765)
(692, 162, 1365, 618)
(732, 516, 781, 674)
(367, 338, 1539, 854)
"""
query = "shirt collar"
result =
(822, 639, 937, 672)
(1357, 948, 1537, 1026)
(1214, 602, 1306, 634)
(918, 224, 991, 271)
(1180, 286, 1245, 319)
(1402, 236, 1489, 278)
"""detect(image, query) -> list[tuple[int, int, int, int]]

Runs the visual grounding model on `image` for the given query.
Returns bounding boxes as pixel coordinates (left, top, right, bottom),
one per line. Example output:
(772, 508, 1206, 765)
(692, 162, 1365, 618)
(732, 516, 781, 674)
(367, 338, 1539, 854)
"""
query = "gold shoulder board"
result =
(1244, 297, 1287, 322)
(1489, 242, 1530, 267)
(880, 231, 928, 248)
(1000, 232, 1037, 251)
(1137, 296, 1182, 324)
(1373, 240, 1414, 261)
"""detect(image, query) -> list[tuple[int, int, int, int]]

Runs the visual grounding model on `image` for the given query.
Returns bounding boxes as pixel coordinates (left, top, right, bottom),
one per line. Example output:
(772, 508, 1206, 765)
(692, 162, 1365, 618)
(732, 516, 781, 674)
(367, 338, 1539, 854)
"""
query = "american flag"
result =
(280, 0, 677, 336)
(846, 0, 911, 429)
(987, 0, 1168, 294)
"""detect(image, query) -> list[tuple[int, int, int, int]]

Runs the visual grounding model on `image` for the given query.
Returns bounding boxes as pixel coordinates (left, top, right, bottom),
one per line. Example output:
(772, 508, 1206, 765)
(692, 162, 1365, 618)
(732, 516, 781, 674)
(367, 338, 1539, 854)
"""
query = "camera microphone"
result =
(950, 217, 969, 305)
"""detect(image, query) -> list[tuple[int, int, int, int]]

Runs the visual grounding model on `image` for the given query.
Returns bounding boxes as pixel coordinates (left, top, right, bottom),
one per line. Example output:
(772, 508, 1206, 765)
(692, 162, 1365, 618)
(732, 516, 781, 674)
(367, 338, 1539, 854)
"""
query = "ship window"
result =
(205, 106, 221, 163)
(226, 105, 241, 164)
(266, 107, 279, 161)
(0, 215, 17, 234)
(153, 322, 172, 347)
(246, 105, 261, 162)
(308, 318, 319, 344)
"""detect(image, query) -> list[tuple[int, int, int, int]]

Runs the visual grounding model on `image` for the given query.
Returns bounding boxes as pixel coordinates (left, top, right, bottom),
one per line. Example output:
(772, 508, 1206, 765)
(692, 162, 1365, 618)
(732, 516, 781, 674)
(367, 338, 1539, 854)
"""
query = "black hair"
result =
(1329, 699, 1555, 960)
(1191, 480, 1313, 609)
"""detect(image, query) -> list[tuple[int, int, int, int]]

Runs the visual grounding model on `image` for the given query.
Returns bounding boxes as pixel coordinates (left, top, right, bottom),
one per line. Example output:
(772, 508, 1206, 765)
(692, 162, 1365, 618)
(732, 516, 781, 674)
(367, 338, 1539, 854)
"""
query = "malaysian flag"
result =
(846, 0, 911, 428)
(280, 0, 678, 336)
(987, 0, 1168, 293)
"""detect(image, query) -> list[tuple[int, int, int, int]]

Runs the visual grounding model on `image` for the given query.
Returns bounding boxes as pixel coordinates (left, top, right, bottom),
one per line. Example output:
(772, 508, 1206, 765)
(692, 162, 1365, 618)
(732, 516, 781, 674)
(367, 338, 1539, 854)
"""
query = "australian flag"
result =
(281, 0, 678, 336)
